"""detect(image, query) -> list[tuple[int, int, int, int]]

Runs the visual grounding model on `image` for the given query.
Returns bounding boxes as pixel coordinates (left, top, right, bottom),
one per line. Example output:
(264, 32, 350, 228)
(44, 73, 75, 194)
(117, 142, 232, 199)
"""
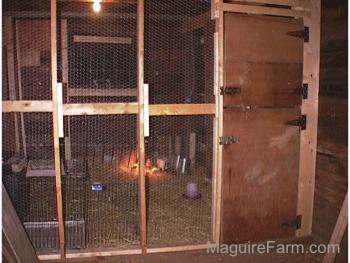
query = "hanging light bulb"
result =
(92, 0, 101, 12)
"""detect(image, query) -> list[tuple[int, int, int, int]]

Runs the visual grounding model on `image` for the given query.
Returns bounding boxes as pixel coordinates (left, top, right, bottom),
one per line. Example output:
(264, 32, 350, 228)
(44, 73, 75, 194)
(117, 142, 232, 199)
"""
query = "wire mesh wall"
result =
(146, 115, 213, 246)
(3, 0, 215, 254)
(64, 115, 139, 249)
(59, 1, 138, 104)
(145, 0, 214, 104)
(2, 113, 58, 252)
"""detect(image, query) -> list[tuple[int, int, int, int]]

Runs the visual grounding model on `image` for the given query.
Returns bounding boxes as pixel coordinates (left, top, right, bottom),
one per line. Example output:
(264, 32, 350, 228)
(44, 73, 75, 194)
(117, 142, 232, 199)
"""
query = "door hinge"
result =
(286, 26, 309, 43)
(285, 115, 306, 130)
(219, 136, 240, 145)
(220, 86, 241, 95)
(289, 83, 308, 99)
(281, 215, 302, 230)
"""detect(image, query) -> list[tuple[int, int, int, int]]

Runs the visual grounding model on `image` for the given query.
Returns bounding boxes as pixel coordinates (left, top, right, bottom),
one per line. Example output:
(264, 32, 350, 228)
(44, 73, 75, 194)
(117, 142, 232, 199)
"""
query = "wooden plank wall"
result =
(312, 0, 348, 262)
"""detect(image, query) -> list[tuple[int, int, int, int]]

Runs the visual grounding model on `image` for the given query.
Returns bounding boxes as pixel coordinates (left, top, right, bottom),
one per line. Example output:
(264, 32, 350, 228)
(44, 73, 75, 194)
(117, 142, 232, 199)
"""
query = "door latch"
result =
(220, 86, 241, 95)
(219, 136, 240, 145)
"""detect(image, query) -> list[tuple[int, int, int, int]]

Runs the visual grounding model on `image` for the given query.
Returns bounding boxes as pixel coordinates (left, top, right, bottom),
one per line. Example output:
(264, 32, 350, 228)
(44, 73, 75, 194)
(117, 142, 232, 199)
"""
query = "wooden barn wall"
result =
(314, 0, 348, 262)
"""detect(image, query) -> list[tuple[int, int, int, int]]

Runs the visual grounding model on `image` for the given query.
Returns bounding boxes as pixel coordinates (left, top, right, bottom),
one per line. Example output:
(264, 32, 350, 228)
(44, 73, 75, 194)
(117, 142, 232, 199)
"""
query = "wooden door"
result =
(221, 14, 304, 243)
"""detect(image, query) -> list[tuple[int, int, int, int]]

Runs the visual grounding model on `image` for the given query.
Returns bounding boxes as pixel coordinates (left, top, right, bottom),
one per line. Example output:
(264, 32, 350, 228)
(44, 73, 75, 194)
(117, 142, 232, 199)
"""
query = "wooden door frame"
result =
(212, 0, 321, 241)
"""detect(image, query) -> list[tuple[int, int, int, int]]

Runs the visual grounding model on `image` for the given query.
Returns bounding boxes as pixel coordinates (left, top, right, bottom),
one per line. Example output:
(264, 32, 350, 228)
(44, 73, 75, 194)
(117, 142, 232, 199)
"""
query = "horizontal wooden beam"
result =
(68, 88, 137, 97)
(221, 3, 307, 17)
(147, 244, 213, 254)
(150, 104, 215, 116)
(39, 248, 142, 261)
(3, 11, 184, 21)
(224, 0, 306, 7)
(63, 102, 138, 115)
(3, 101, 216, 116)
(73, 35, 132, 44)
(59, 0, 136, 3)
(2, 100, 53, 112)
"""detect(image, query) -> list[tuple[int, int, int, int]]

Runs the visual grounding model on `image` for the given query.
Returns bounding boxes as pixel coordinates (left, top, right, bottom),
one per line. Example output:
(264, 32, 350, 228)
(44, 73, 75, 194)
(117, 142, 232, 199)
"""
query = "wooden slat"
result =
(137, 0, 147, 254)
(2, 101, 215, 116)
(73, 35, 132, 44)
(226, 0, 306, 7)
(15, 21, 27, 157)
(68, 88, 137, 97)
(2, 100, 53, 112)
(214, 0, 224, 243)
(2, 186, 40, 263)
(4, 17, 20, 154)
(63, 102, 138, 115)
(296, 0, 321, 238)
(51, 0, 65, 258)
(4, 11, 184, 21)
(149, 104, 215, 116)
(147, 244, 213, 253)
(38, 249, 142, 261)
(62, 19, 72, 161)
(322, 192, 348, 263)
(221, 3, 307, 17)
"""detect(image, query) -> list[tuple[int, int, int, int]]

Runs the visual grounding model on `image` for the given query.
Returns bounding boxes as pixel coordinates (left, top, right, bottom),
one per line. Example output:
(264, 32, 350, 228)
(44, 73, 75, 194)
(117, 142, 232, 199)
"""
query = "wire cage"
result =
(2, 0, 215, 255)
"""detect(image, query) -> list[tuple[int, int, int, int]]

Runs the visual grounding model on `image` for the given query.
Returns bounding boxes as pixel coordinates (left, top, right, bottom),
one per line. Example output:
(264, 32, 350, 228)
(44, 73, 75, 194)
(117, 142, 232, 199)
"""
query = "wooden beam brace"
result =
(296, 0, 321, 238)
(68, 88, 137, 97)
(4, 17, 21, 154)
(3, 101, 216, 116)
(149, 104, 215, 116)
(63, 102, 138, 115)
(137, 0, 147, 255)
(322, 192, 348, 263)
(225, 0, 307, 8)
(4, 11, 184, 21)
(3, 100, 53, 112)
(2, 186, 40, 263)
(221, 3, 307, 17)
(51, 0, 66, 259)
(73, 35, 132, 44)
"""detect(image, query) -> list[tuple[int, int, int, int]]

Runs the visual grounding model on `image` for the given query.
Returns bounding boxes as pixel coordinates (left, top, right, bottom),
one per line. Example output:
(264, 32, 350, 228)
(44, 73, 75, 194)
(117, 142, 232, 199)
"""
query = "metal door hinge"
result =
(219, 136, 240, 145)
(289, 83, 308, 99)
(285, 115, 306, 130)
(220, 86, 241, 95)
(287, 26, 309, 43)
(281, 215, 302, 230)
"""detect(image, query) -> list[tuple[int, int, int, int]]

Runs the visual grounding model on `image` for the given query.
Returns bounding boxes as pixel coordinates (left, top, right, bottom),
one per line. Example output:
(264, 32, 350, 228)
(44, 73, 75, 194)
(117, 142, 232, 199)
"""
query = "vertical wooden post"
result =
(211, 0, 224, 243)
(61, 19, 72, 161)
(51, 0, 65, 258)
(15, 21, 27, 157)
(4, 17, 20, 154)
(296, 0, 321, 237)
(137, 0, 147, 254)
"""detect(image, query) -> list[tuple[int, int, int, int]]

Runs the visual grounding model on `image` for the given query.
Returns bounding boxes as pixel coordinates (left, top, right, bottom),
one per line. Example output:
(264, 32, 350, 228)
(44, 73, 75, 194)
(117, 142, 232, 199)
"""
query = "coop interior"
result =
(2, 0, 215, 254)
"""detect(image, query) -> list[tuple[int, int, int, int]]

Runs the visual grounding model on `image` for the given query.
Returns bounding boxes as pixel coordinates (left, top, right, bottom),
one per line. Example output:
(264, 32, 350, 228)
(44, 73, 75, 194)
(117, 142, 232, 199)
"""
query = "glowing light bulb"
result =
(93, 0, 101, 12)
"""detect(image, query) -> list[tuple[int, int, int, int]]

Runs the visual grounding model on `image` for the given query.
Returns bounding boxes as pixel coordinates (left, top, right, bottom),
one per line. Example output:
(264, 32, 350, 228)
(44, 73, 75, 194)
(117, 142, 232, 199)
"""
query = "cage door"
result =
(221, 13, 304, 243)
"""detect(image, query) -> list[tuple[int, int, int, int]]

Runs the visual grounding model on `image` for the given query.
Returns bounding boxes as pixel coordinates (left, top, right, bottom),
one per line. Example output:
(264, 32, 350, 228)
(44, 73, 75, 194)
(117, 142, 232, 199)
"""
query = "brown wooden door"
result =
(221, 14, 304, 243)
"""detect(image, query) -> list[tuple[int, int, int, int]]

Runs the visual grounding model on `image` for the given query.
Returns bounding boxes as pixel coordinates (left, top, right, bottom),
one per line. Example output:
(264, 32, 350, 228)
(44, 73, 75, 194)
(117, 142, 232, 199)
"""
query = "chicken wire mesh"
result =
(145, 0, 214, 104)
(2, 113, 58, 252)
(146, 115, 213, 246)
(3, 0, 215, 252)
(60, 1, 138, 104)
